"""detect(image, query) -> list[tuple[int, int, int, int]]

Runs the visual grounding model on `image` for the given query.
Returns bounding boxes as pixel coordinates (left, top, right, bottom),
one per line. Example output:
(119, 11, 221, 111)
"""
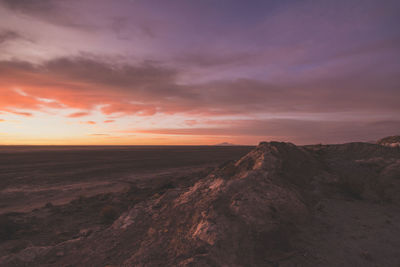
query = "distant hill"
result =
(377, 135, 400, 147)
(214, 142, 237, 146)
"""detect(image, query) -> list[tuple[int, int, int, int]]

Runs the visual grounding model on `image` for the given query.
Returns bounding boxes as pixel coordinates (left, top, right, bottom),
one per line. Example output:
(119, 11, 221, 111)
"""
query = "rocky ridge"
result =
(377, 135, 400, 147)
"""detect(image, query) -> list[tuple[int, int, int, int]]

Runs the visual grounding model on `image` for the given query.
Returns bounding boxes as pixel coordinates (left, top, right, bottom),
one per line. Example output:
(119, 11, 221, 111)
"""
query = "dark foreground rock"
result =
(1, 142, 400, 266)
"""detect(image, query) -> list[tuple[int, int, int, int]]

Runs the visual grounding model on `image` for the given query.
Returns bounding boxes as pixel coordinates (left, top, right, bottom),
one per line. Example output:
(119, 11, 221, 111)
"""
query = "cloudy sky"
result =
(0, 0, 399, 145)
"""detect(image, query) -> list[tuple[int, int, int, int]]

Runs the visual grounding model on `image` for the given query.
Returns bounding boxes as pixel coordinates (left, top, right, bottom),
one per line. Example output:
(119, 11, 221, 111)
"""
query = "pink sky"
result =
(0, 0, 399, 145)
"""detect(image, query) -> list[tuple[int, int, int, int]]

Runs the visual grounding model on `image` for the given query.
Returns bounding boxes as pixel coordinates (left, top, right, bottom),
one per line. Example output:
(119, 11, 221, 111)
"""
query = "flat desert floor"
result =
(0, 146, 253, 214)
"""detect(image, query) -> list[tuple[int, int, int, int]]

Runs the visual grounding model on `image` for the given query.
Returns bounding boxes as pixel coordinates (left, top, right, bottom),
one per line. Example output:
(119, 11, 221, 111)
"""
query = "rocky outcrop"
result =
(377, 135, 400, 147)
(1, 141, 399, 266)
(122, 142, 313, 266)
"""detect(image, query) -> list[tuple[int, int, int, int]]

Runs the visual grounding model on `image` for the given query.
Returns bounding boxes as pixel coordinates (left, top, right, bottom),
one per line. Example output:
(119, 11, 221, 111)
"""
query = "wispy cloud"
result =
(8, 111, 32, 117)
(81, 121, 96, 125)
(1, 55, 399, 119)
(0, 0, 94, 30)
(89, 133, 110, 136)
(67, 111, 89, 118)
(0, 30, 23, 44)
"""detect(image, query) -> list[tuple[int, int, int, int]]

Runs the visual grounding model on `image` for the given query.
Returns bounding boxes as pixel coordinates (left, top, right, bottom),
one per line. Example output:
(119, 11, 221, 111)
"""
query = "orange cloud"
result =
(80, 121, 96, 125)
(9, 111, 33, 116)
(1, 56, 399, 121)
(0, 58, 180, 117)
(67, 111, 90, 118)
(0, 88, 41, 115)
(104, 120, 115, 123)
(89, 133, 110, 136)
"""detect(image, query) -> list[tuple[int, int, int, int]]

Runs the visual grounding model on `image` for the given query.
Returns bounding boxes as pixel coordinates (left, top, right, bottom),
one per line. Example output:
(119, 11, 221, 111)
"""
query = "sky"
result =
(0, 0, 399, 145)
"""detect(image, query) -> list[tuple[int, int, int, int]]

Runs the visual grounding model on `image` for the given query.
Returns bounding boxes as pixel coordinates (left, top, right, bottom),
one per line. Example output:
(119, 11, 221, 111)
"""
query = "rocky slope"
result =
(1, 141, 400, 266)
(377, 135, 400, 147)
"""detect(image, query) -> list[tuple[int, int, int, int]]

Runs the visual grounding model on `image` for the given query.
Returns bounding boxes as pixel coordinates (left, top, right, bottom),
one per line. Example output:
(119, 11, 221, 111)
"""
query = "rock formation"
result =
(377, 135, 400, 147)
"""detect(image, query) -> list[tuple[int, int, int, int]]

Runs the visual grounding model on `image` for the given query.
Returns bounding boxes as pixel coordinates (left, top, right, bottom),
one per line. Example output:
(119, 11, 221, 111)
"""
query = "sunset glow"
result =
(1, 0, 399, 145)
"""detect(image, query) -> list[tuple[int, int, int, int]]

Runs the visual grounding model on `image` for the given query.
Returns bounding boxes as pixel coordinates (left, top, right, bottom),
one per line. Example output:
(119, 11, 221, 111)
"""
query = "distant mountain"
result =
(377, 135, 400, 147)
(214, 142, 237, 146)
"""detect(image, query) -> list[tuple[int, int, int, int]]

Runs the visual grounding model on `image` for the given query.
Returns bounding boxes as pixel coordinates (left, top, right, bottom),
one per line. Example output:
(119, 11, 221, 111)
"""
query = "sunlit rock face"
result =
(121, 142, 313, 266)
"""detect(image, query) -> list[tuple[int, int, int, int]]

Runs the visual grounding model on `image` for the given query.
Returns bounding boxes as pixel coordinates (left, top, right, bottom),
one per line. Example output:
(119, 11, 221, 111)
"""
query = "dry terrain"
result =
(0, 146, 253, 214)
(0, 142, 399, 266)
